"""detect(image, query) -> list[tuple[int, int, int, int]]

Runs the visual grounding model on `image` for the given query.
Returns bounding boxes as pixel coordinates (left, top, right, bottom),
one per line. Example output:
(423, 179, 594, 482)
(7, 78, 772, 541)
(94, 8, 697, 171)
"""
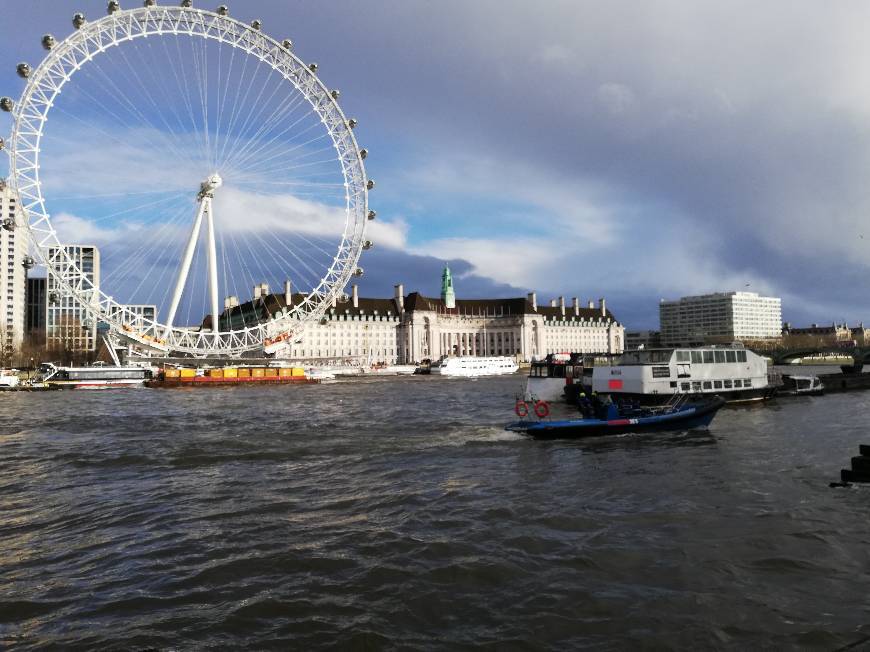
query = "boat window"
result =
(691, 381, 702, 392)
(681, 382, 690, 391)
(726, 351, 737, 363)
(691, 351, 703, 364)
(703, 351, 714, 363)
(670, 381, 677, 388)
(714, 351, 726, 363)
(733, 379, 742, 388)
(676, 351, 690, 362)
(723, 379, 733, 389)
(702, 381, 712, 390)
(737, 350, 747, 362)
(744, 378, 752, 386)
(714, 380, 723, 389)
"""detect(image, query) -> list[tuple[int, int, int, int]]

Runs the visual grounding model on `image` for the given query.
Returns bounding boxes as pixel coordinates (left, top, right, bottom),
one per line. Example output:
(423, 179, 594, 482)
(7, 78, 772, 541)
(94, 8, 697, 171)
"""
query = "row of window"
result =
(675, 349, 748, 364)
(672, 379, 754, 391)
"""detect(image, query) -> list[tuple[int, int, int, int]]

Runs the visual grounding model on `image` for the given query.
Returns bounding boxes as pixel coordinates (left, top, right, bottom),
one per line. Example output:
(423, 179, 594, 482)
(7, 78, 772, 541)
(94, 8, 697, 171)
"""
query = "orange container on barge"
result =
(147, 367, 315, 388)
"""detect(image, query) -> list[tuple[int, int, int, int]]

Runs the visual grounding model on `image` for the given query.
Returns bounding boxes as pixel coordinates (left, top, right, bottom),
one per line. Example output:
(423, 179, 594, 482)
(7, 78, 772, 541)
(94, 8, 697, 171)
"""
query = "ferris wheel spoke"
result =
(102, 199, 191, 275)
(109, 42, 202, 171)
(223, 103, 329, 173)
(160, 34, 208, 166)
(228, 138, 340, 185)
(112, 202, 192, 298)
(217, 81, 309, 173)
(214, 39, 260, 168)
(169, 35, 211, 166)
(188, 27, 213, 169)
(83, 55, 200, 172)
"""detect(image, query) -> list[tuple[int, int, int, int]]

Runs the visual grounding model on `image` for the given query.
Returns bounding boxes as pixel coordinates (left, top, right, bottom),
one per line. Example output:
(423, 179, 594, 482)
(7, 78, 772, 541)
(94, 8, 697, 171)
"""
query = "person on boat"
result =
(578, 392, 593, 419)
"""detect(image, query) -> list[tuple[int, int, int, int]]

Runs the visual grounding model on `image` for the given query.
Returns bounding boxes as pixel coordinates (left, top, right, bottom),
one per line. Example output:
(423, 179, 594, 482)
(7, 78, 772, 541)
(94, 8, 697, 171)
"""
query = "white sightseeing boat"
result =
(0, 370, 20, 390)
(430, 356, 519, 378)
(590, 345, 775, 403)
(39, 363, 149, 389)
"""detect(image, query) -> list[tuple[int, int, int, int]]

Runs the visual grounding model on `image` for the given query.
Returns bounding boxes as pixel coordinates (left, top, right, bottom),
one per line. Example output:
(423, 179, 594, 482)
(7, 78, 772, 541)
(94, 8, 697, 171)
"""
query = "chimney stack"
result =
(550, 298, 557, 308)
(352, 283, 359, 308)
(600, 297, 606, 317)
(559, 296, 565, 317)
(527, 292, 537, 311)
(572, 297, 579, 316)
(284, 280, 292, 306)
(394, 284, 404, 312)
(253, 284, 261, 300)
(588, 299, 594, 309)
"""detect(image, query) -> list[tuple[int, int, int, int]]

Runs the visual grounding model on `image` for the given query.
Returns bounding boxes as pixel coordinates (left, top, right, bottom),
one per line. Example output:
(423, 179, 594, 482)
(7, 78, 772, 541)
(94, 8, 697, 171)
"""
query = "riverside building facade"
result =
(660, 291, 782, 346)
(240, 267, 624, 364)
(46, 245, 100, 352)
(0, 179, 28, 358)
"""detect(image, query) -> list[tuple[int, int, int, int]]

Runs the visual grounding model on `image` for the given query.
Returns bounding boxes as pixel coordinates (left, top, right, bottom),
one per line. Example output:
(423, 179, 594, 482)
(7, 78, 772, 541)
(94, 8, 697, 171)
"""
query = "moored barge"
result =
(147, 366, 315, 387)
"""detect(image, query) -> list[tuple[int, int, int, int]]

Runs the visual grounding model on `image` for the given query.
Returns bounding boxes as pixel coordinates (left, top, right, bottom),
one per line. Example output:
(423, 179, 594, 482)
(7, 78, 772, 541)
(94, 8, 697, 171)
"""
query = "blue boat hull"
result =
(506, 398, 726, 439)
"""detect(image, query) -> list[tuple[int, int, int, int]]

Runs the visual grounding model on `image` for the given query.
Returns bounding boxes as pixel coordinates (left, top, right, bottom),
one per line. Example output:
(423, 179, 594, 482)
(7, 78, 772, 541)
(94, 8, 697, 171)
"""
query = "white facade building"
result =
(0, 179, 28, 358)
(659, 291, 782, 346)
(246, 267, 624, 364)
(46, 245, 100, 352)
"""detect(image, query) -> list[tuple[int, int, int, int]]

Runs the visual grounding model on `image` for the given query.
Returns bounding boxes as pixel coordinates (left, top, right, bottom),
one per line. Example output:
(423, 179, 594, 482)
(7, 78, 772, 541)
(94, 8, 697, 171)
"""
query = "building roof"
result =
(203, 290, 618, 329)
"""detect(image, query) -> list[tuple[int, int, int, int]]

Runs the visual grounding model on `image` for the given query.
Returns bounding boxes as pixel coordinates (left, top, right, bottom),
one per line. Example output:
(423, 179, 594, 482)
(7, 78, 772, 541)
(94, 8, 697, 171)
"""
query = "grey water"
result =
(2, 375, 870, 649)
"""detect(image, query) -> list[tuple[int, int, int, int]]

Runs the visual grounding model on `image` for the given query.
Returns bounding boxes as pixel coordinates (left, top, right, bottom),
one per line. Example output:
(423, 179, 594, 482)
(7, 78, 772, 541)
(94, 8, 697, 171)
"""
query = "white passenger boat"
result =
(369, 364, 418, 376)
(39, 363, 149, 389)
(525, 353, 587, 402)
(591, 345, 775, 403)
(781, 374, 824, 396)
(0, 370, 20, 390)
(430, 356, 519, 378)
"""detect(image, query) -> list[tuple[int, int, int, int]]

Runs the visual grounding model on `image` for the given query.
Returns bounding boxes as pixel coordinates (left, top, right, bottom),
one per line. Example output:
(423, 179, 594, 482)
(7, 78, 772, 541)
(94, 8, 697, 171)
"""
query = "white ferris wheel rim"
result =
(8, 4, 369, 356)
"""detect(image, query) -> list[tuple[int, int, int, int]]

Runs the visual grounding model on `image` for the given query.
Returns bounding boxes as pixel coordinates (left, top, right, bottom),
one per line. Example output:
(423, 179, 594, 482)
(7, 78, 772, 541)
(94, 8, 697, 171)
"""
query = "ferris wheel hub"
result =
(197, 172, 223, 200)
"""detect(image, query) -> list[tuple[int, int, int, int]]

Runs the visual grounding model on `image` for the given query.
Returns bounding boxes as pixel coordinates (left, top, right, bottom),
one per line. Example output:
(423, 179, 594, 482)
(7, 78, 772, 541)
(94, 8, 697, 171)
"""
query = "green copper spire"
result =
(441, 263, 456, 309)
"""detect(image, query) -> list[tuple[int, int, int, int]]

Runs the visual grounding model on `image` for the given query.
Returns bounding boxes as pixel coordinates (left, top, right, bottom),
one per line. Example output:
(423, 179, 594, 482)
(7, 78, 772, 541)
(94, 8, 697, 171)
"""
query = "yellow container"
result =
(251, 368, 265, 378)
(237, 368, 251, 378)
(291, 367, 305, 377)
(223, 368, 238, 378)
(164, 368, 180, 378)
(180, 368, 196, 378)
(208, 368, 224, 378)
(265, 368, 278, 378)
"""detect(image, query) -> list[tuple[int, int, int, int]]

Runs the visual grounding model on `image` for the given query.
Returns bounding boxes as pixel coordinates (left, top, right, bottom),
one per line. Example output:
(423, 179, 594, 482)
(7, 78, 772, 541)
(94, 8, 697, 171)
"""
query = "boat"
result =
(506, 396, 726, 439)
(39, 362, 149, 389)
(147, 365, 316, 387)
(780, 374, 824, 396)
(589, 345, 776, 404)
(429, 355, 519, 377)
(525, 352, 590, 402)
(369, 364, 418, 375)
(0, 370, 20, 390)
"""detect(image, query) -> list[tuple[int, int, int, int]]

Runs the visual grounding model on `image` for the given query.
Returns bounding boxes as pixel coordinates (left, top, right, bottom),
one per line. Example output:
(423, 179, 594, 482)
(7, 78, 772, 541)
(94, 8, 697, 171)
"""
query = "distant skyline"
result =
(3, 1, 870, 329)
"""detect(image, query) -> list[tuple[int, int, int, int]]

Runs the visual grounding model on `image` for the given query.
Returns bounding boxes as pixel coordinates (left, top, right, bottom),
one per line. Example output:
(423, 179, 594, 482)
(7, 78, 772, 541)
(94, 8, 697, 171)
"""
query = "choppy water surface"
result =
(2, 375, 870, 649)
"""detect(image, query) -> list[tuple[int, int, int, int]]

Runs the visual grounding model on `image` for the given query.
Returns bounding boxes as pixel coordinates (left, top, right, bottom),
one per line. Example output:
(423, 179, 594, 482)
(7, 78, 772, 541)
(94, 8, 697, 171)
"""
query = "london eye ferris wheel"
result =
(2, 1, 374, 356)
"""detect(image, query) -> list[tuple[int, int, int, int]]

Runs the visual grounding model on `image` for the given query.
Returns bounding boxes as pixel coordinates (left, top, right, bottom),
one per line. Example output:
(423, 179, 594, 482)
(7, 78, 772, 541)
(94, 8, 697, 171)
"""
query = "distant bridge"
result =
(747, 346, 870, 368)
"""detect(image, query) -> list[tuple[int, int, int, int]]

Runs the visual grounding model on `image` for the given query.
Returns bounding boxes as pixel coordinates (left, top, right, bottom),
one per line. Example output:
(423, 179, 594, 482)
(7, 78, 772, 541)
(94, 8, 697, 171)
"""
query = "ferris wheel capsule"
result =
(359, 148, 367, 159)
(308, 62, 318, 72)
(42, 34, 56, 50)
(0, 137, 5, 151)
(282, 39, 293, 49)
(353, 267, 364, 277)
(144, 0, 156, 6)
(366, 179, 375, 190)
(367, 210, 376, 220)
(216, 4, 228, 15)
(251, 19, 261, 30)
(362, 240, 373, 251)
(347, 118, 357, 129)
(107, 1, 120, 14)
(72, 13, 86, 29)
(181, 0, 192, 6)
(331, 89, 340, 100)
(0, 97, 13, 112)
(16, 63, 31, 79)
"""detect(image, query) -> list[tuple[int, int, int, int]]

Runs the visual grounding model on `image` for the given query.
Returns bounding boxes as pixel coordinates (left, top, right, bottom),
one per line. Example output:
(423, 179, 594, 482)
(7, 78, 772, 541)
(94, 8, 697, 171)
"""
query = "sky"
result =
(2, 0, 870, 329)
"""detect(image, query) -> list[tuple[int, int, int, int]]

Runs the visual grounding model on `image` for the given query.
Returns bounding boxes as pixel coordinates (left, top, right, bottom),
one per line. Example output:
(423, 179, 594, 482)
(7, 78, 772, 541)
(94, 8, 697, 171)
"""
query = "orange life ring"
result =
(534, 400, 550, 418)
(515, 400, 529, 417)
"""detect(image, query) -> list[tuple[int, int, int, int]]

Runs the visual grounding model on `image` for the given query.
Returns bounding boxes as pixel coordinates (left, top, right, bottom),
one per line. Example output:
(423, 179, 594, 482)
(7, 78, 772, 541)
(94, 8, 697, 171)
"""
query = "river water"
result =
(2, 374, 870, 649)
